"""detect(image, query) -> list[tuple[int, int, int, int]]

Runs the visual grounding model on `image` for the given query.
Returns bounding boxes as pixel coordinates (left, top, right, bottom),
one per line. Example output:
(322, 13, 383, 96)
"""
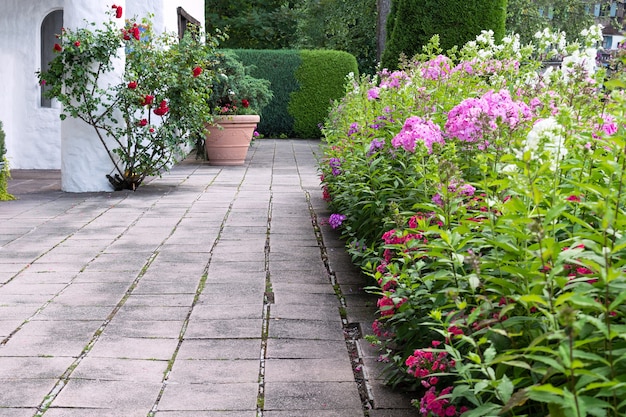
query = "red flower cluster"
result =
(53, 43, 62, 52)
(122, 24, 140, 41)
(141, 95, 154, 106)
(193, 66, 202, 77)
(128, 81, 137, 89)
(153, 100, 169, 116)
(112, 4, 123, 19)
(241, 99, 250, 108)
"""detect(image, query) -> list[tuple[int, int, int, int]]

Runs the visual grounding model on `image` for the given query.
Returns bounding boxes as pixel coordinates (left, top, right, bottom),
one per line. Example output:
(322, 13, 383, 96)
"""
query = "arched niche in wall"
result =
(41, 9, 63, 108)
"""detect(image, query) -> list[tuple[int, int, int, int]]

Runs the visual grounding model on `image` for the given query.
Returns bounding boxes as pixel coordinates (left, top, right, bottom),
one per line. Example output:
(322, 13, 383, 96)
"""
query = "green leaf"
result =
(496, 374, 514, 403)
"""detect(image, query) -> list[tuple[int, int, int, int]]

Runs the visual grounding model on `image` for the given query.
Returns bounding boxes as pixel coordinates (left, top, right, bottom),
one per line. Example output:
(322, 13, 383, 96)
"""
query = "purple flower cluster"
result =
(328, 213, 347, 229)
(368, 138, 385, 156)
(391, 116, 444, 154)
(445, 89, 532, 150)
(329, 158, 342, 176)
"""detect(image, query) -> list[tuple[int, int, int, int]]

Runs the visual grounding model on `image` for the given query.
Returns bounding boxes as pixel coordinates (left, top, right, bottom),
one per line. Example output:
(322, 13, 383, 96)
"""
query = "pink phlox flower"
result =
(392, 116, 443, 153)
(379, 69, 410, 89)
(367, 87, 380, 100)
(445, 89, 532, 148)
(421, 55, 452, 80)
(593, 114, 618, 138)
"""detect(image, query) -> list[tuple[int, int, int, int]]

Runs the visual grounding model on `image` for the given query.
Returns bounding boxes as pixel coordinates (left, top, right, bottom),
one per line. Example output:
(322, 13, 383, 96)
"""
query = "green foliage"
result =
(506, 0, 595, 44)
(321, 25, 626, 416)
(208, 50, 273, 115)
(38, 11, 218, 190)
(0, 120, 15, 201)
(0, 119, 5, 158)
(289, 50, 359, 139)
(292, 0, 378, 75)
(382, 0, 507, 70)
(206, 0, 297, 49)
(229, 49, 301, 137)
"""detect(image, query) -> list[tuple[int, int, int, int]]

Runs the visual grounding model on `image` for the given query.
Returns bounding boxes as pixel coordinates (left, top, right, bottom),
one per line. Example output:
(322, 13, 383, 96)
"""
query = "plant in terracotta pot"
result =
(202, 50, 273, 165)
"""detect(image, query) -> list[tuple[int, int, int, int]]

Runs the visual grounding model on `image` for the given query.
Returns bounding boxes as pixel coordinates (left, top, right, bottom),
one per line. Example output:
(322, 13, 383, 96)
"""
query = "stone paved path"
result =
(1, 139, 415, 417)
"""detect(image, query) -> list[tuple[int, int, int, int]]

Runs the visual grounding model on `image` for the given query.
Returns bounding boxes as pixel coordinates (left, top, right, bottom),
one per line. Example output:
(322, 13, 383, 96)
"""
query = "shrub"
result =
(232, 49, 358, 138)
(0, 120, 15, 201)
(290, 50, 359, 138)
(226, 49, 301, 137)
(321, 26, 626, 416)
(382, 0, 507, 70)
(38, 10, 218, 190)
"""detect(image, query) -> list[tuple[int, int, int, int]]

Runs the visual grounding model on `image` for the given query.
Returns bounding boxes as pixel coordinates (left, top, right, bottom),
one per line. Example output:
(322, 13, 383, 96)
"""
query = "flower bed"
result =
(320, 27, 626, 416)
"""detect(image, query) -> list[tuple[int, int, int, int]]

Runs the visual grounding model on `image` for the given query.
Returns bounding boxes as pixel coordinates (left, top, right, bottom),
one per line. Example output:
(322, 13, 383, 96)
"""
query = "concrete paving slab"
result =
(0, 409, 39, 417)
(154, 412, 257, 417)
(264, 381, 363, 411)
(103, 319, 183, 339)
(265, 358, 354, 382)
(266, 339, 348, 360)
(184, 319, 263, 339)
(88, 335, 179, 360)
(268, 319, 345, 341)
(190, 303, 263, 320)
(265, 412, 363, 417)
(0, 357, 74, 379)
(0, 378, 58, 407)
(168, 359, 259, 383)
(270, 304, 342, 322)
(177, 339, 261, 360)
(50, 379, 161, 409)
(71, 357, 168, 382)
(157, 382, 258, 411)
(44, 408, 149, 417)
(113, 305, 190, 321)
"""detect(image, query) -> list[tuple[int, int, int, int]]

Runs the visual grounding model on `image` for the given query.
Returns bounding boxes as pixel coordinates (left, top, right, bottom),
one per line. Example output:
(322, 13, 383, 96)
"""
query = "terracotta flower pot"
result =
(204, 114, 260, 166)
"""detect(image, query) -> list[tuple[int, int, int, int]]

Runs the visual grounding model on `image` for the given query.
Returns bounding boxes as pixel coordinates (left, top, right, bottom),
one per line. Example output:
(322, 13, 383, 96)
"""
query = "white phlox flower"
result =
(519, 117, 567, 170)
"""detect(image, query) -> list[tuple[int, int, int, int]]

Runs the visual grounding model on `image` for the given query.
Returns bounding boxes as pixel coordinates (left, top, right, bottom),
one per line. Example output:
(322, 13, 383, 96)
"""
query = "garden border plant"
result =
(320, 25, 626, 417)
(0, 119, 15, 201)
(38, 6, 219, 190)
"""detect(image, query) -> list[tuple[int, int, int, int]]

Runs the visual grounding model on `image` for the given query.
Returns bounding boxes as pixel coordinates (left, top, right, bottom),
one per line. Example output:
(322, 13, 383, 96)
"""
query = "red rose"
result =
(193, 66, 202, 77)
(122, 29, 131, 41)
(149, 128, 155, 133)
(138, 118, 148, 127)
(128, 81, 137, 89)
(53, 43, 62, 52)
(132, 26, 140, 41)
(241, 99, 249, 108)
(74, 41, 80, 47)
(153, 100, 169, 116)
(141, 95, 154, 106)
(115, 6, 123, 19)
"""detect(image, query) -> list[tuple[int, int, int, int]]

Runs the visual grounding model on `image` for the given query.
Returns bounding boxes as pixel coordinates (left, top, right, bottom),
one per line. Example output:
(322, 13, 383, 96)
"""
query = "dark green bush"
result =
(228, 49, 358, 139)
(382, 0, 507, 69)
(290, 50, 359, 138)
(226, 49, 301, 137)
(0, 120, 5, 158)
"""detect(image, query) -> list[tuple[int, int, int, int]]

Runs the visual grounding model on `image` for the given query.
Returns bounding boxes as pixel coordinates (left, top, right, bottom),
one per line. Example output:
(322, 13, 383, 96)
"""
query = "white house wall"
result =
(0, 0, 64, 170)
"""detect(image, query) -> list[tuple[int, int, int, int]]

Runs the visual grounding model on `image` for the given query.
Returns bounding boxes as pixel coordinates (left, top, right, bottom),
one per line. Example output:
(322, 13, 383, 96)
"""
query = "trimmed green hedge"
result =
(227, 49, 301, 137)
(290, 50, 358, 138)
(382, 0, 507, 69)
(227, 49, 358, 138)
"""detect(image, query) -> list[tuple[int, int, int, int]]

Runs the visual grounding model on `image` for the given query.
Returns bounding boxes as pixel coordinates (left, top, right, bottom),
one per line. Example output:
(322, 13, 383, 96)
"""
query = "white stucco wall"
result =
(0, 0, 64, 170)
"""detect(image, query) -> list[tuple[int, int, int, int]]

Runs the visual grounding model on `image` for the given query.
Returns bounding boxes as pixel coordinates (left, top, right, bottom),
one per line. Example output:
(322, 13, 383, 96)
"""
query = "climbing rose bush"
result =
(320, 26, 626, 416)
(39, 8, 219, 190)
